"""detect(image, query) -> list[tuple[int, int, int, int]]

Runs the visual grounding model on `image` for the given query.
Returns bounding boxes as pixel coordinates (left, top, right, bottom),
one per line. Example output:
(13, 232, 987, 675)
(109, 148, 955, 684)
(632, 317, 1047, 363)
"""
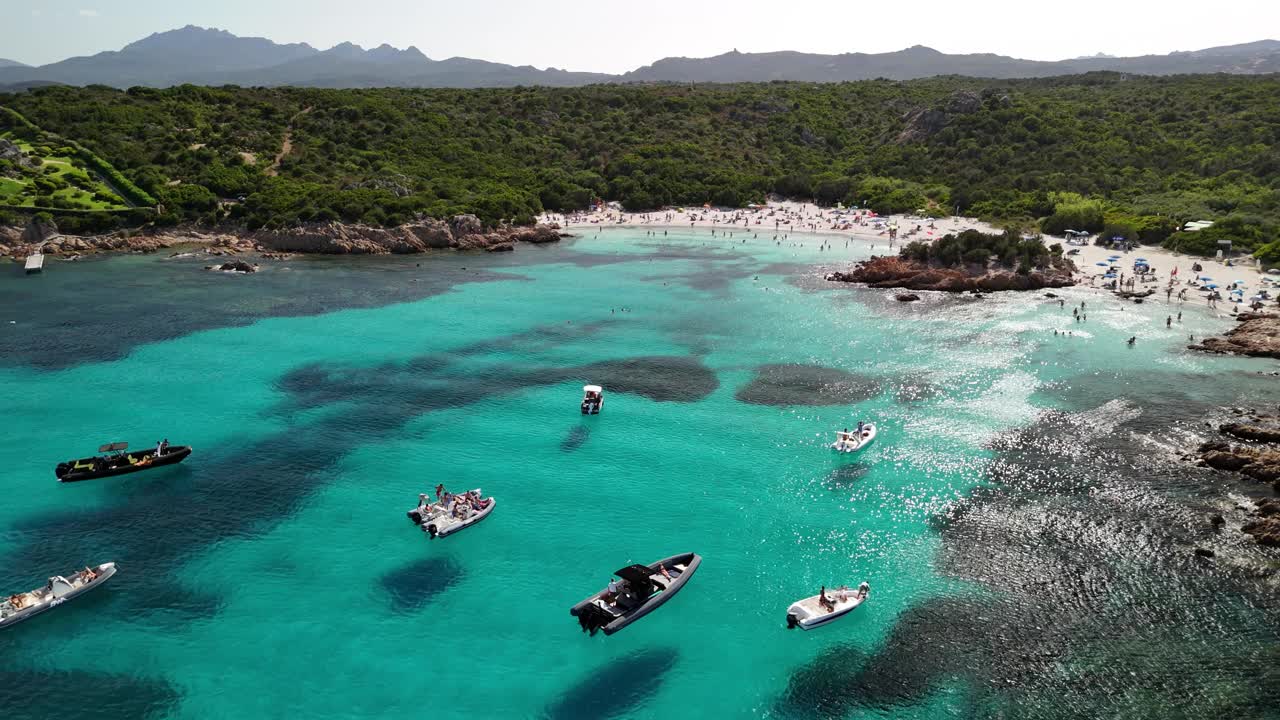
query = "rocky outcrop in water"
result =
(208, 260, 258, 273)
(1191, 409, 1280, 547)
(1190, 312, 1280, 359)
(1243, 500, 1280, 546)
(827, 255, 1074, 292)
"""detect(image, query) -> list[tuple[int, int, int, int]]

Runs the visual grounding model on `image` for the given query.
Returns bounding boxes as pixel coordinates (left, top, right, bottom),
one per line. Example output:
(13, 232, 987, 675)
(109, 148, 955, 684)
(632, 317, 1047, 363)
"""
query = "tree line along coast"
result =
(0, 73, 1277, 264)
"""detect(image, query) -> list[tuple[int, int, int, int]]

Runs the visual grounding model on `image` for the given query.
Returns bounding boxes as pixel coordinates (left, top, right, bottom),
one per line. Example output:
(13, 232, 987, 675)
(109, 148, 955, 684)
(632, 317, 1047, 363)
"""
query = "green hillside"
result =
(2, 74, 1276, 255)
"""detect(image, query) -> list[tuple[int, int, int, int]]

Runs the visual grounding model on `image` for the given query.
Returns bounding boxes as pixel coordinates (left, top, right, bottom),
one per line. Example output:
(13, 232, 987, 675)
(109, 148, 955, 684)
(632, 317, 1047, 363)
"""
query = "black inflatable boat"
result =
(55, 442, 192, 483)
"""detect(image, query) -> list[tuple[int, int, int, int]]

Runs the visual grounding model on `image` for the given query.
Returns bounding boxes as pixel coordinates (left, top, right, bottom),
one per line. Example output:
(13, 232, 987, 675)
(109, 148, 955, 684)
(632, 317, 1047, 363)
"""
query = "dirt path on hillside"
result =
(265, 106, 312, 177)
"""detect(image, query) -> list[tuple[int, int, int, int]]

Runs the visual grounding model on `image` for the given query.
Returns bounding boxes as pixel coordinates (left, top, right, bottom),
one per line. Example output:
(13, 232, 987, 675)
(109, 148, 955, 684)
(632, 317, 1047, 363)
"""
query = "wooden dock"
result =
(24, 252, 44, 274)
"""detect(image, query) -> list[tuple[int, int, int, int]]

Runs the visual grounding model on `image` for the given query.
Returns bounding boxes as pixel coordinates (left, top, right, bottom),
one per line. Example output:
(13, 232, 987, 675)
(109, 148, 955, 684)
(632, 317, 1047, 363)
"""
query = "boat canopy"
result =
(583, 385, 603, 394)
(98, 442, 128, 453)
(614, 564, 657, 584)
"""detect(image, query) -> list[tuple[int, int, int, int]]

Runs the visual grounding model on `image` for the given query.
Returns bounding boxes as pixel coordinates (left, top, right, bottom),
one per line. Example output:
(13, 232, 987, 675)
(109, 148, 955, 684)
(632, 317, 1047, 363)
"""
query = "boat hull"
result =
(0, 562, 117, 630)
(570, 552, 701, 636)
(56, 446, 192, 483)
(832, 425, 876, 453)
(786, 589, 867, 630)
(417, 492, 495, 538)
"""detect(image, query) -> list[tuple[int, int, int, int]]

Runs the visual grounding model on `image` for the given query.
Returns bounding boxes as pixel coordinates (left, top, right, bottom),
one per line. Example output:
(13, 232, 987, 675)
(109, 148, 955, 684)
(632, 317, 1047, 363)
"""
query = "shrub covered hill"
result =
(1, 73, 1277, 257)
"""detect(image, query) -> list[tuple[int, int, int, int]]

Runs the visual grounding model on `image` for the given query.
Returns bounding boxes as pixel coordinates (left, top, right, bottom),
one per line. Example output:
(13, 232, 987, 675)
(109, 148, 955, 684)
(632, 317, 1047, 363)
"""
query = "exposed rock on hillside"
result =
(896, 89, 1009, 143)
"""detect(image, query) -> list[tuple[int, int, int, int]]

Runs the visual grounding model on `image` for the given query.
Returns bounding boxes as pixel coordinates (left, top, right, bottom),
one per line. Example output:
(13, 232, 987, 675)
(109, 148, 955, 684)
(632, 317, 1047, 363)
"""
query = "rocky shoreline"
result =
(826, 255, 1075, 292)
(1190, 312, 1280, 359)
(1189, 408, 1280, 547)
(0, 214, 568, 261)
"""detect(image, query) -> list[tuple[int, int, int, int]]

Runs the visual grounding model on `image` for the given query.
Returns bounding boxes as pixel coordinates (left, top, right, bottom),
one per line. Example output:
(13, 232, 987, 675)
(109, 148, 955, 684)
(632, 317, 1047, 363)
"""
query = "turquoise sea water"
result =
(1, 230, 1277, 719)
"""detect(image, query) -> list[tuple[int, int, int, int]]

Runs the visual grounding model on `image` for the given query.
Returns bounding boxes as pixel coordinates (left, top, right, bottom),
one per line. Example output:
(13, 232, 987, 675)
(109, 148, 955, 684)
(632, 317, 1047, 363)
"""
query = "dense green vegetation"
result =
(0, 131, 131, 212)
(902, 229, 1062, 275)
(1, 73, 1276, 257)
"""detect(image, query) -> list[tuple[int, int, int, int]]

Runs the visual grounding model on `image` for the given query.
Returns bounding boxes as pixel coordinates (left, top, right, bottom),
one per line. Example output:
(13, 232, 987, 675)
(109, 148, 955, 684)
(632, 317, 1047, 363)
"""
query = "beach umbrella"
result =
(1205, 283, 1219, 289)
(1095, 262, 1109, 267)
(1198, 276, 1212, 281)
(1135, 258, 1147, 261)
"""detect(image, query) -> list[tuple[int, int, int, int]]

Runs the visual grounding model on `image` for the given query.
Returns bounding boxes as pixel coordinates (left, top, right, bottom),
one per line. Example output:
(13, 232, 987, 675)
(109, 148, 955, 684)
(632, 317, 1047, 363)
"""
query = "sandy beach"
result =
(542, 201, 1278, 322)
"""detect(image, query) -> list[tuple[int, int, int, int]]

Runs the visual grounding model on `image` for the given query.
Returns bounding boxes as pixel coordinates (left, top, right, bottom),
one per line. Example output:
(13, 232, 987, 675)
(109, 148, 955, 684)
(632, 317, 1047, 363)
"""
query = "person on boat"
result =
(79, 567, 97, 582)
(658, 563, 673, 581)
(856, 421, 866, 438)
(818, 586, 834, 612)
(835, 585, 849, 602)
(160, 439, 170, 455)
(417, 493, 431, 509)
(605, 577, 625, 605)
(857, 581, 870, 598)
(8, 594, 24, 609)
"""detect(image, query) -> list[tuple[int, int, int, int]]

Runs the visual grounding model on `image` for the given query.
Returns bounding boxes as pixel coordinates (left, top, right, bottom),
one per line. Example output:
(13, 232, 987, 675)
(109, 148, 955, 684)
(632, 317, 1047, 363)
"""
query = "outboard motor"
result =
(407, 509, 424, 524)
(786, 613, 799, 629)
(425, 523, 439, 538)
(54, 462, 70, 479)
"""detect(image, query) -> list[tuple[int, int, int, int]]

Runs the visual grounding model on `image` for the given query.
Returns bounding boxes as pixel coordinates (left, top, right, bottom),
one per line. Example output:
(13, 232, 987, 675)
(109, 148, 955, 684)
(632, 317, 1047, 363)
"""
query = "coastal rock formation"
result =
(405, 219, 454, 249)
(1191, 312, 1280, 359)
(1243, 500, 1280, 546)
(827, 255, 1074, 293)
(21, 217, 59, 245)
(1190, 410, 1280, 546)
(2, 218, 565, 259)
(449, 214, 483, 238)
(209, 260, 258, 273)
(895, 293, 921, 302)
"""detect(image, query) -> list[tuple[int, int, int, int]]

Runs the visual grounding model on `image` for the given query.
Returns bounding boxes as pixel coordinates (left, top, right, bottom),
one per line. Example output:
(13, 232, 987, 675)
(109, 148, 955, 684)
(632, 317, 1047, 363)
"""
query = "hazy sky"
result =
(8, 0, 1280, 70)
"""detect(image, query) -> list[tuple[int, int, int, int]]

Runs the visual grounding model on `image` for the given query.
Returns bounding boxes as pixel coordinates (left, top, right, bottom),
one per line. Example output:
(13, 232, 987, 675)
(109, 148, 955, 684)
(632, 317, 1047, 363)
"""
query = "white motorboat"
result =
(831, 424, 876, 452)
(1, 562, 117, 630)
(786, 582, 869, 630)
(412, 489, 496, 538)
(581, 385, 604, 414)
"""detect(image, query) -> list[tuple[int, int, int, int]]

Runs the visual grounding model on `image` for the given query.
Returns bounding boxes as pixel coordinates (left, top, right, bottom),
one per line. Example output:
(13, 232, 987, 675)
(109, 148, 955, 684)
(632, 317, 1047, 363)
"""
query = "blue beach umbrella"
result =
(1135, 257, 1148, 261)
(1205, 284, 1219, 289)
(1199, 276, 1212, 281)
(1095, 262, 1109, 267)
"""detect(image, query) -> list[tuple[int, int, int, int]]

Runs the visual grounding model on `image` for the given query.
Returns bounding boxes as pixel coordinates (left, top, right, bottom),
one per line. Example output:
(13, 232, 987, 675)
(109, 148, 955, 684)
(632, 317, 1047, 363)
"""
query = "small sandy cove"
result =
(542, 201, 1272, 296)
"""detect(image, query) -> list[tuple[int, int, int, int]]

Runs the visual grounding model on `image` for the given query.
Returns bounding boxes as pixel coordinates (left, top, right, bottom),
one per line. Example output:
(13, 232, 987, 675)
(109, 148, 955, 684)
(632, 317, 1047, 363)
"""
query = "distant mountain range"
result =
(1, 26, 1277, 90)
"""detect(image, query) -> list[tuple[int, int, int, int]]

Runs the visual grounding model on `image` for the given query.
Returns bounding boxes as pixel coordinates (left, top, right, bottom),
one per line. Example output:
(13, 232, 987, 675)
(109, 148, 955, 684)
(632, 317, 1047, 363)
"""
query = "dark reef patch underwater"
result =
(736, 363, 880, 406)
(775, 396, 1280, 719)
(542, 647, 679, 720)
(380, 557, 464, 614)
